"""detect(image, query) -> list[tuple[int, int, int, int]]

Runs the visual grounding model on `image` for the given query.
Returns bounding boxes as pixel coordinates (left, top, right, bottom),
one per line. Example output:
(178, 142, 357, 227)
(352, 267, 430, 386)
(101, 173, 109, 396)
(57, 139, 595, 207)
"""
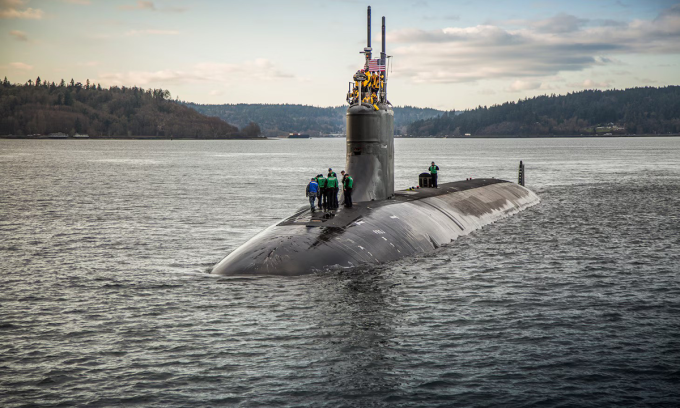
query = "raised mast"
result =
(365, 6, 372, 65)
(381, 15, 387, 103)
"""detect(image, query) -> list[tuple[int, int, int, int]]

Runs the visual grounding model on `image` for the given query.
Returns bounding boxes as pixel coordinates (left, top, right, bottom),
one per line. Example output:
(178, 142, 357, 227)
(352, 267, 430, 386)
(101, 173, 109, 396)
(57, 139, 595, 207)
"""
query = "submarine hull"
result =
(212, 179, 540, 276)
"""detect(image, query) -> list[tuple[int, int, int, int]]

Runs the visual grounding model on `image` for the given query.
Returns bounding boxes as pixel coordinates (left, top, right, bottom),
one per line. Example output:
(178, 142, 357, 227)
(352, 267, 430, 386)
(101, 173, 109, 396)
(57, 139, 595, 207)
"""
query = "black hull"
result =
(212, 179, 540, 276)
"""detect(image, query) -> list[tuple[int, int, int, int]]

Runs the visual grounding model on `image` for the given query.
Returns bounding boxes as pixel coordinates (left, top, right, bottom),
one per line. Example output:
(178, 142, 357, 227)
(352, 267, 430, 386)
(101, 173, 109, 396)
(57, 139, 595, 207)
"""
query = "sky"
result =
(1, 0, 679, 110)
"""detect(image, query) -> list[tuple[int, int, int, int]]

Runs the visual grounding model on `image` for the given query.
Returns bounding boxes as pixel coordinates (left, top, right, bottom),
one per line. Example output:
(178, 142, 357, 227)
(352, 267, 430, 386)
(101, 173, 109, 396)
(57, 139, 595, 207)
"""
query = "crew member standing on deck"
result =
(327, 168, 338, 209)
(343, 173, 354, 208)
(326, 172, 339, 210)
(429, 161, 439, 188)
(340, 170, 347, 205)
(306, 177, 319, 212)
(316, 174, 327, 210)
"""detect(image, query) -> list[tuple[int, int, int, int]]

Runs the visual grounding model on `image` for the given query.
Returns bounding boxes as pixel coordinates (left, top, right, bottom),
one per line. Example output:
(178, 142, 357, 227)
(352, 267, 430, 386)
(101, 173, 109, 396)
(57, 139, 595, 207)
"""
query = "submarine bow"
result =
(212, 179, 540, 276)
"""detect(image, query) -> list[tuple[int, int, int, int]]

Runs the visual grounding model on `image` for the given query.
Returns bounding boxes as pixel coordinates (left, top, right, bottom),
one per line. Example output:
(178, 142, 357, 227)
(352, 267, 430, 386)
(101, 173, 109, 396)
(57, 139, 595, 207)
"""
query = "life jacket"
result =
(308, 181, 319, 194)
(316, 176, 327, 188)
(326, 176, 338, 188)
(429, 165, 438, 174)
(344, 176, 353, 189)
(362, 72, 371, 88)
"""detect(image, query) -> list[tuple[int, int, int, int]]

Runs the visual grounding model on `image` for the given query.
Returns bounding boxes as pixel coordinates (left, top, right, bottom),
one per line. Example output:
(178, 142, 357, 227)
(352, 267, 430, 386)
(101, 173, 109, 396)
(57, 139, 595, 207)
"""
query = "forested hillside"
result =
(184, 103, 444, 136)
(407, 86, 680, 137)
(0, 78, 251, 138)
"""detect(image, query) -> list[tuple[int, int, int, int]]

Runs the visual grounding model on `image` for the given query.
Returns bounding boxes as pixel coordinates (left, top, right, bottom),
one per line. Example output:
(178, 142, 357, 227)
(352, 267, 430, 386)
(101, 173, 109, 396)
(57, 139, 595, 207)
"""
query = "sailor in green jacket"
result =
(343, 173, 354, 208)
(316, 174, 327, 210)
(326, 173, 339, 210)
(429, 161, 440, 188)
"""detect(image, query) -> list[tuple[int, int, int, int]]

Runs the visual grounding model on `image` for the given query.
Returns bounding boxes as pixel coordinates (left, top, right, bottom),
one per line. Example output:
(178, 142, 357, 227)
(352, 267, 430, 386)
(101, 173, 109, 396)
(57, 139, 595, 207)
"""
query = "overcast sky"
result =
(2, 0, 679, 110)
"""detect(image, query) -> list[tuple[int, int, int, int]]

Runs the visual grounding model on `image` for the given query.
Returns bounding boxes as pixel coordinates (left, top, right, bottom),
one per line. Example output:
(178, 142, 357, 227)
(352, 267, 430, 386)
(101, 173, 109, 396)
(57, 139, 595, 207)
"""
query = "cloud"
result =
(209, 90, 224, 96)
(118, 1, 186, 12)
(62, 0, 90, 4)
(0, 1, 43, 19)
(119, 1, 154, 11)
(125, 29, 179, 36)
(9, 29, 27, 41)
(98, 59, 295, 87)
(505, 80, 541, 92)
(529, 12, 589, 33)
(9, 62, 33, 70)
(387, 5, 680, 86)
(0, 0, 25, 6)
(77, 61, 100, 67)
(566, 79, 611, 88)
(593, 56, 623, 65)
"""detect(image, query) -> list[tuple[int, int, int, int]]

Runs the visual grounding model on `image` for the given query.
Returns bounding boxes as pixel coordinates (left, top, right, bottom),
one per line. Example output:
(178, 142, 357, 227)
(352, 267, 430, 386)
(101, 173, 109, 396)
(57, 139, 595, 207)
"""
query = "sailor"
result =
(343, 173, 354, 208)
(429, 161, 439, 188)
(362, 71, 371, 93)
(326, 172, 339, 210)
(327, 168, 337, 178)
(306, 177, 319, 211)
(316, 174, 327, 210)
(340, 170, 346, 204)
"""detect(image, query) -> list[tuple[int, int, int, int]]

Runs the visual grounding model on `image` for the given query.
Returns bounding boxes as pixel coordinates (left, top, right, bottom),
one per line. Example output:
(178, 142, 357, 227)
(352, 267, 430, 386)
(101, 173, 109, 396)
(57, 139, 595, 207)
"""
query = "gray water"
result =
(1, 137, 679, 407)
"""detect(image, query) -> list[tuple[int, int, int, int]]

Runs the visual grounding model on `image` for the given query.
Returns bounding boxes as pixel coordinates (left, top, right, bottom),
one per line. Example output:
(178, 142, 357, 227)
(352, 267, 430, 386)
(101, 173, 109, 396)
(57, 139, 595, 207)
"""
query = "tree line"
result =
(0, 77, 261, 138)
(407, 86, 680, 137)
(183, 102, 444, 136)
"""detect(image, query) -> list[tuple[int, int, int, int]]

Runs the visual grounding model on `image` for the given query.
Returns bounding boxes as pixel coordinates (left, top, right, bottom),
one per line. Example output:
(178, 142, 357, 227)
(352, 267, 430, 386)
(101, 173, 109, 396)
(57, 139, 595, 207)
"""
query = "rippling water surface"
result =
(1, 137, 679, 407)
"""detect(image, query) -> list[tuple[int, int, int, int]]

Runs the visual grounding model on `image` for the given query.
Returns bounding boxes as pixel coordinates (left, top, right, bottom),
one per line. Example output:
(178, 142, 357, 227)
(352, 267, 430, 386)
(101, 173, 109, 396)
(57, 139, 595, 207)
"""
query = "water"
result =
(1, 137, 679, 407)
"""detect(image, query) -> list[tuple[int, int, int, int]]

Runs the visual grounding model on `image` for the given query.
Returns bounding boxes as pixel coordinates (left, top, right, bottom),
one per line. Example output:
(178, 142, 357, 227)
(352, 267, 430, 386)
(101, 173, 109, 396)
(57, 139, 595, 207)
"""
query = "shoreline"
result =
(396, 134, 680, 139)
(1, 134, 679, 140)
(0, 136, 269, 140)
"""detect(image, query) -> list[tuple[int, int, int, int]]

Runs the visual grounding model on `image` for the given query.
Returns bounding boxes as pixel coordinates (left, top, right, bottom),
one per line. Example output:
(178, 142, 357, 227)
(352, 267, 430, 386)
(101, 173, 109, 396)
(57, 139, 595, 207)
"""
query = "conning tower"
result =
(345, 6, 394, 202)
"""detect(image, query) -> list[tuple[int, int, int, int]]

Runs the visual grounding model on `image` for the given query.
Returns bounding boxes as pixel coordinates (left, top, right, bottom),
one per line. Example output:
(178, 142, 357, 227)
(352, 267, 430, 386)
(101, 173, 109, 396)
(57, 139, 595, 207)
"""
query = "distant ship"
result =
(212, 6, 540, 276)
(287, 133, 310, 139)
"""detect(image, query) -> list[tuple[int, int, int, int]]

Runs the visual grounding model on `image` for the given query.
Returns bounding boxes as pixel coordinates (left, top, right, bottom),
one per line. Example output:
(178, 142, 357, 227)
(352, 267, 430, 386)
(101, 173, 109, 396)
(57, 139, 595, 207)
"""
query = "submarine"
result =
(212, 7, 540, 276)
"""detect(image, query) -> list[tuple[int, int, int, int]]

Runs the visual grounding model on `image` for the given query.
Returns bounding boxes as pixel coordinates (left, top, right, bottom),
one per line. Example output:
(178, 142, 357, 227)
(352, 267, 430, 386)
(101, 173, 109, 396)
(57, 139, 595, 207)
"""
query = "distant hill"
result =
(0, 77, 249, 138)
(183, 103, 444, 136)
(407, 86, 680, 137)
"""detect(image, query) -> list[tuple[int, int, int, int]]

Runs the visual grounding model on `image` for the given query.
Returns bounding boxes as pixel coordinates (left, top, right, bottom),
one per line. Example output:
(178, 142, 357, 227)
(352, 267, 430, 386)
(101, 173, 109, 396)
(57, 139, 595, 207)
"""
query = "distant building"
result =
(48, 132, 68, 138)
(73, 133, 89, 138)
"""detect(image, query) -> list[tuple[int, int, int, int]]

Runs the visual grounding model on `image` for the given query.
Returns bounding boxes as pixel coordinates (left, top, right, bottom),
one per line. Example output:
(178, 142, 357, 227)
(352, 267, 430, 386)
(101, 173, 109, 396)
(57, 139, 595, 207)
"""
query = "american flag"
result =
(367, 59, 386, 72)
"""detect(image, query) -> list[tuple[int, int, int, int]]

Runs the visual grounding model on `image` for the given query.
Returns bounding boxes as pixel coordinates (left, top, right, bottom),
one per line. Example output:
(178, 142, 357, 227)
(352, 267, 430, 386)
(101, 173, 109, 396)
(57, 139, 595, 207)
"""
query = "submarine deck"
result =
(279, 178, 507, 229)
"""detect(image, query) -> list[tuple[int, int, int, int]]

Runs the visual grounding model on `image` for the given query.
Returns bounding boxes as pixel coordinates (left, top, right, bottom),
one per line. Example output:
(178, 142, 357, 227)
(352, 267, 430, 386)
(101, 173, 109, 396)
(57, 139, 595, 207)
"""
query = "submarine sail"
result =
(345, 6, 394, 202)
